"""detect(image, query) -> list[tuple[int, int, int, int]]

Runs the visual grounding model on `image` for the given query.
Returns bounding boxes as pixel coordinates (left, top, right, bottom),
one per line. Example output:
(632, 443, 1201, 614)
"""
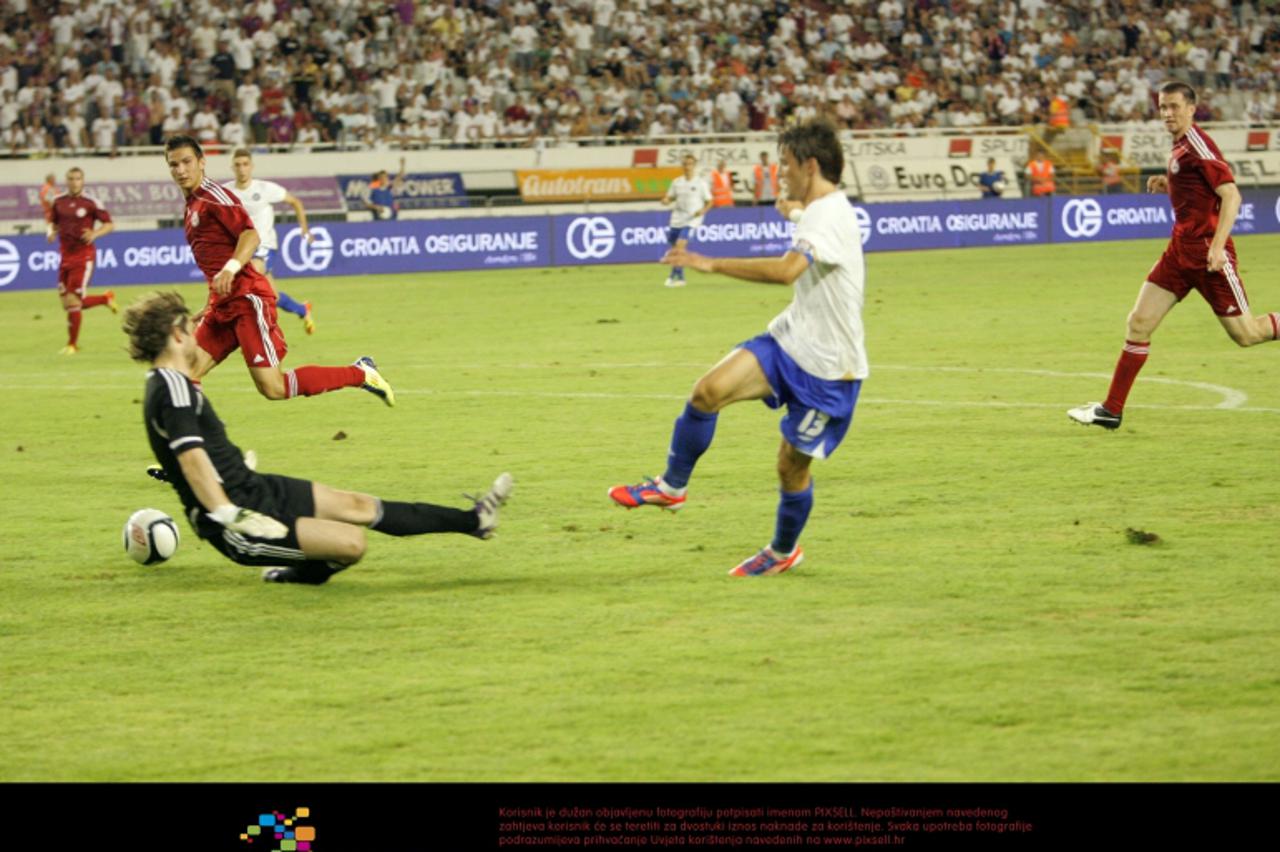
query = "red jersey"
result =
(50, 192, 111, 267)
(1168, 124, 1235, 242)
(183, 178, 271, 305)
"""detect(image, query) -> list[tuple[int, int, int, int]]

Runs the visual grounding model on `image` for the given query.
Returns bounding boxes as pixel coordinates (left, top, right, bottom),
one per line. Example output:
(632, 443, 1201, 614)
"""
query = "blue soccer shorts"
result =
(252, 245, 275, 274)
(738, 332, 861, 460)
(667, 226, 692, 244)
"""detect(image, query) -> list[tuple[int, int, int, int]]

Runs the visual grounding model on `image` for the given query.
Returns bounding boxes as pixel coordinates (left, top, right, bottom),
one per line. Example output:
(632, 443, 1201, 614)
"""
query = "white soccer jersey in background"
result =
(223, 178, 287, 251)
(667, 175, 712, 228)
(767, 190, 869, 381)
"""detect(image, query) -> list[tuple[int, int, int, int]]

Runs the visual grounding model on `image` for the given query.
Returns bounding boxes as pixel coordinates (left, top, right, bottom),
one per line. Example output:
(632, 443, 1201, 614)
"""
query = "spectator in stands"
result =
(62, 103, 88, 151)
(3, 0, 1279, 158)
(160, 103, 186, 139)
(220, 112, 246, 149)
(295, 116, 322, 149)
(191, 99, 221, 147)
(91, 103, 118, 154)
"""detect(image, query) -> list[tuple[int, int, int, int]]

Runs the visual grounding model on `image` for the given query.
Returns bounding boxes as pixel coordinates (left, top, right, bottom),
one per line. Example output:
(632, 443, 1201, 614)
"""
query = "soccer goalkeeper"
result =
(125, 291, 512, 585)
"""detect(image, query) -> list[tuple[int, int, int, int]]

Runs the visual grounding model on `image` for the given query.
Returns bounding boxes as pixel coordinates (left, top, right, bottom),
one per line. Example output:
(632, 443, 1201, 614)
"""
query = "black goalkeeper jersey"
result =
(142, 368, 256, 520)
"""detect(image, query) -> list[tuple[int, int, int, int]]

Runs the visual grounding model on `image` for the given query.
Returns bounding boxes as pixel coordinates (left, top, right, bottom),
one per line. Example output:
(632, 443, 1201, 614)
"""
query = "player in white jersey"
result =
(660, 154, 713, 287)
(225, 148, 317, 334)
(609, 120, 866, 577)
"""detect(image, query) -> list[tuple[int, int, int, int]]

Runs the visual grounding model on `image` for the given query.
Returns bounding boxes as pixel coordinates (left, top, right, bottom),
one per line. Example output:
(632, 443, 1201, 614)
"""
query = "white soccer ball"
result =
(375, 206, 392, 220)
(992, 179, 1007, 194)
(123, 508, 180, 565)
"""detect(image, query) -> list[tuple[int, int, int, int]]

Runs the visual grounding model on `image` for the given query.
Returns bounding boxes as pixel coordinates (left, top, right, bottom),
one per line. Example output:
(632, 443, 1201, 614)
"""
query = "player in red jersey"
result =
(1069, 82, 1280, 429)
(163, 135, 395, 406)
(47, 167, 117, 355)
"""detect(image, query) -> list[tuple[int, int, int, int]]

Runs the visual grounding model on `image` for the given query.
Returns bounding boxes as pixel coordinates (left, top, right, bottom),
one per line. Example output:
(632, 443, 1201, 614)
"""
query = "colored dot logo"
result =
(240, 807, 316, 850)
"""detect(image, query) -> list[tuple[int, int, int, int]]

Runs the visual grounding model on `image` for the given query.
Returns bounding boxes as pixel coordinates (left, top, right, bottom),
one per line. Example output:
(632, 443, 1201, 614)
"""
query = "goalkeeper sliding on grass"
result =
(125, 291, 512, 585)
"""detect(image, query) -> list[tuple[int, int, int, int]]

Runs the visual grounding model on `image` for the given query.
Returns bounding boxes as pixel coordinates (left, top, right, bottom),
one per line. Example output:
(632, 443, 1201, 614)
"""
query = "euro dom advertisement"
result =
(6, 193, 1280, 293)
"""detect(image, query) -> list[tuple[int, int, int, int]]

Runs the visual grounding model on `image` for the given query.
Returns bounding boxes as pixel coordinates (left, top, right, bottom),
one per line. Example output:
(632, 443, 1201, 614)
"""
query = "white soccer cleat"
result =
(664, 276, 685, 288)
(1067, 402, 1122, 430)
(355, 356, 395, 407)
(470, 472, 514, 540)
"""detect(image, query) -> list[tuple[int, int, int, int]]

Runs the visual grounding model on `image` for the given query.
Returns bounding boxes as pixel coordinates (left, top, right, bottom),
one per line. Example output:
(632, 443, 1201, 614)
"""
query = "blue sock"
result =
(673, 266, 684, 280)
(770, 480, 813, 555)
(277, 291, 307, 318)
(662, 402, 717, 489)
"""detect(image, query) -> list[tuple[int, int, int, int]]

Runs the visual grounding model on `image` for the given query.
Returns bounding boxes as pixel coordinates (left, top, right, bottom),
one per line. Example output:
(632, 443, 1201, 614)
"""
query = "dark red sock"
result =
(1268, 312, 1280, 340)
(284, 365, 364, 398)
(67, 309, 82, 345)
(1104, 340, 1149, 414)
(81, 294, 107, 309)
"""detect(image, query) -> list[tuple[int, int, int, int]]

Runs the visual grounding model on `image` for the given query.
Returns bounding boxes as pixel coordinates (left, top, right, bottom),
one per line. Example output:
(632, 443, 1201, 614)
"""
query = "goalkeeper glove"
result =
(208, 504, 289, 539)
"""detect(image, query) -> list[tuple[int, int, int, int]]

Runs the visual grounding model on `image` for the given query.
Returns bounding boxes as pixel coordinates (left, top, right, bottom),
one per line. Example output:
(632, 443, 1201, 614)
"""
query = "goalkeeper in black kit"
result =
(126, 291, 513, 585)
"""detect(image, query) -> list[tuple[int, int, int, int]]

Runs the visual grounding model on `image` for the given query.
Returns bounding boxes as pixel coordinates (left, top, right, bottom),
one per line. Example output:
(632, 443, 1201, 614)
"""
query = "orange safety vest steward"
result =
(753, 162, 779, 201)
(710, 169, 734, 207)
(1048, 96, 1070, 129)
(1028, 159, 1055, 195)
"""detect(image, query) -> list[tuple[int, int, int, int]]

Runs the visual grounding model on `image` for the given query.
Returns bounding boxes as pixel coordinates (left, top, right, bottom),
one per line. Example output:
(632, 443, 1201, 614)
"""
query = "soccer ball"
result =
(375, 205, 392, 220)
(123, 508, 180, 565)
(992, 179, 1007, 194)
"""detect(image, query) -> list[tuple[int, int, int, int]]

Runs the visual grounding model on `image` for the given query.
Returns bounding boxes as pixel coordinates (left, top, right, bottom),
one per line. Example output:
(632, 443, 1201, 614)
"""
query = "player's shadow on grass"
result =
(303, 574, 560, 595)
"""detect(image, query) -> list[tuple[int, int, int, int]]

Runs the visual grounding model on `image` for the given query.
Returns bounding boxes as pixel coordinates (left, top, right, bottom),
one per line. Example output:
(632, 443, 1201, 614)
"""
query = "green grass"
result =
(1, 238, 1278, 781)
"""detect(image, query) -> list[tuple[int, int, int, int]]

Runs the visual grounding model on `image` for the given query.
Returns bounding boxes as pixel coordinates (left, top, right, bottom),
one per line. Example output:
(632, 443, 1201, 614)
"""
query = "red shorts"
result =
(57, 262, 96, 299)
(1147, 237, 1250, 317)
(196, 292, 288, 369)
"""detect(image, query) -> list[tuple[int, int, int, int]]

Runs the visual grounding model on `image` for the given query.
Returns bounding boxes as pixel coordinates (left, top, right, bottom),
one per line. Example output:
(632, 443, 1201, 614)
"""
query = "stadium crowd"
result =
(1, 0, 1279, 155)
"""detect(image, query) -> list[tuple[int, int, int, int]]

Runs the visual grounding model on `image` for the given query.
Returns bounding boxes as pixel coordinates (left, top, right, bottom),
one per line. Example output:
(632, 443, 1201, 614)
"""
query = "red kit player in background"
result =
(162, 135, 395, 406)
(48, 167, 116, 355)
(1069, 82, 1280, 430)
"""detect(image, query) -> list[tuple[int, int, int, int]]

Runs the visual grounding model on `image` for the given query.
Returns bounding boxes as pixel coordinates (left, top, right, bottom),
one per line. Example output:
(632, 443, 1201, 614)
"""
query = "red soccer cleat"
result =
(729, 546, 804, 577)
(607, 477, 686, 511)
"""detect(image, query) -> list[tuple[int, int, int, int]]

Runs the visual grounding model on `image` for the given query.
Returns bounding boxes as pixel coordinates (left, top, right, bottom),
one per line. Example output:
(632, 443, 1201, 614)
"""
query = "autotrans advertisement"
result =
(516, 168, 683, 202)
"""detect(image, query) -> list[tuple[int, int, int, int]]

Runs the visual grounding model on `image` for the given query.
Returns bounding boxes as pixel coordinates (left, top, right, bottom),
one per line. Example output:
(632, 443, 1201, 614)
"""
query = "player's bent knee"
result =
(333, 529, 366, 565)
(252, 372, 288, 400)
(776, 446, 812, 490)
(689, 377, 725, 412)
(1227, 326, 1263, 348)
(1126, 312, 1158, 339)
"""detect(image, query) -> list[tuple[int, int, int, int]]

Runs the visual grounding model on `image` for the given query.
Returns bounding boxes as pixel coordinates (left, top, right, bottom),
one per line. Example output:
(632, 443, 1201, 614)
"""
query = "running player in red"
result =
(1069, 82, 1280, 429)
(163, 135, 394, 405)
(47, 167, 116, 355)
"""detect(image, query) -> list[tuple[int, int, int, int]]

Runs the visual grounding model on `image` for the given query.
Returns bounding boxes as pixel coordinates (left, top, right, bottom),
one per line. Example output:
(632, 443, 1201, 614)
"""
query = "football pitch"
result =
(1, 238, 1277, 782)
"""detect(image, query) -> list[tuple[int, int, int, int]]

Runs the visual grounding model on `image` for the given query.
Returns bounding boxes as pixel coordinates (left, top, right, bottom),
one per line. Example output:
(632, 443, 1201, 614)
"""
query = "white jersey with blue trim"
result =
(667, 175, 712, 228)
(223, 178, 288, 251)
(767, 190, 868, 380)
